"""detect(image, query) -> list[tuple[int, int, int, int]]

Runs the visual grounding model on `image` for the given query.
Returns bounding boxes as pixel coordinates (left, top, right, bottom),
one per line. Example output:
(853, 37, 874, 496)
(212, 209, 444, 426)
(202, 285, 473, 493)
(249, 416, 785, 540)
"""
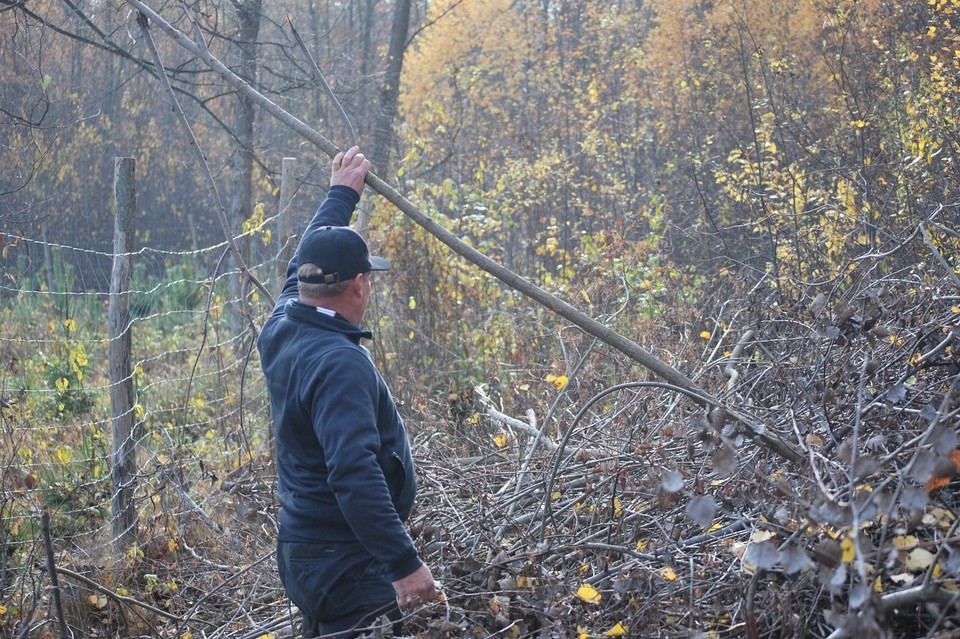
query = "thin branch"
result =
(477, 389, 558, 452)
(287, 15, 357, 146)
(921, 221, 960, 289)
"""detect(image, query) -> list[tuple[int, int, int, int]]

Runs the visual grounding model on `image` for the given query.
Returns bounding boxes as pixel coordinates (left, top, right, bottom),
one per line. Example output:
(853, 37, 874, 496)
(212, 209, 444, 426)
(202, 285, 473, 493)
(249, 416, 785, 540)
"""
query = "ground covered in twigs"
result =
(13, 270, 960, 639)
(383, 272, 960, 639)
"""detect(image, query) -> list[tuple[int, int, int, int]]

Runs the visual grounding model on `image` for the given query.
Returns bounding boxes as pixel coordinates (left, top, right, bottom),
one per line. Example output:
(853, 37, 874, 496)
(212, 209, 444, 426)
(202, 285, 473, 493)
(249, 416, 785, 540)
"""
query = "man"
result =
(258, 146, 435, 638)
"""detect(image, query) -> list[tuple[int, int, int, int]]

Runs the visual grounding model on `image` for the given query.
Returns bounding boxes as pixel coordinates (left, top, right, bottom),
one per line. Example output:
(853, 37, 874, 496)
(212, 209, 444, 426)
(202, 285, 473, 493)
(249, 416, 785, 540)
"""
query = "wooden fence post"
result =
(110, 157, 138, 551)
(277, 156, 295, 292)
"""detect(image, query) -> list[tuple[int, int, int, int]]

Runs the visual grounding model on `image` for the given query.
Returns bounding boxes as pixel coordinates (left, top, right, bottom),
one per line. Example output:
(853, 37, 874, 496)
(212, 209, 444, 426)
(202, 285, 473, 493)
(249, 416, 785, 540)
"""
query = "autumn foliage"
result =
(1, 0, 960, 638)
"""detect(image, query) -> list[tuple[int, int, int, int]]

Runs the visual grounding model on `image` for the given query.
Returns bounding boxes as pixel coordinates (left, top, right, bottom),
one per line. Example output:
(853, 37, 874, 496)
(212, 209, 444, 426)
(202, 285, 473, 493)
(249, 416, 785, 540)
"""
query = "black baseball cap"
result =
(296, 226, 390, 285)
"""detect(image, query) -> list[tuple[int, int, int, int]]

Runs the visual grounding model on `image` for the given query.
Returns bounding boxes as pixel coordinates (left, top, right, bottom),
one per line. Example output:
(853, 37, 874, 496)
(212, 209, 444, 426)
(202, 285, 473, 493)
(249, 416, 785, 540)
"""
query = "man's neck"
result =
(299, 295, 360, 325)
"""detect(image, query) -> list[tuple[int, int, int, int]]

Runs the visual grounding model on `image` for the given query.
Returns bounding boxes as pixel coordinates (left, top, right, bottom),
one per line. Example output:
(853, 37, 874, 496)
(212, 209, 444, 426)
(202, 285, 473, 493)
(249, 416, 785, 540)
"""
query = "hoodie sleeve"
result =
(276, 185, 361, 304)
(308, 347, 423, 581)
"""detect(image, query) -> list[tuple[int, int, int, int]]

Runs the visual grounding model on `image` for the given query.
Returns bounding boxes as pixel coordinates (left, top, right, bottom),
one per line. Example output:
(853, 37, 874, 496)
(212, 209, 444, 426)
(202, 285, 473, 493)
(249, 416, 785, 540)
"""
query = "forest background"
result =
(1, 0, 960, 637)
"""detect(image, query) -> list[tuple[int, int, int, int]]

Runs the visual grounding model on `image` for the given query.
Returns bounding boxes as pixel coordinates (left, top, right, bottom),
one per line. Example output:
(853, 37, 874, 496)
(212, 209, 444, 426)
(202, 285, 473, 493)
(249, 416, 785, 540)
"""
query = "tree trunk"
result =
(356, 0, 411, 235)
(229, 0, 263, 337)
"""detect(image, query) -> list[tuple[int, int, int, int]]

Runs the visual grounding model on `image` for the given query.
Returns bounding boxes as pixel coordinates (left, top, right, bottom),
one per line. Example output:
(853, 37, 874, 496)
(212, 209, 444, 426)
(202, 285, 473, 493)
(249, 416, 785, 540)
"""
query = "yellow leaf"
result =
(893, 535, 919, 550)
(613, 498, 623, 518)
(408, 296, 417, 310)
(553, 375, 568, 390)
(873, 576, 883, 593)
(841, 538, 856, 564)
(750, 530, 776, 543)
(493, 434, 508, 450)
(699, 331, 711, 340)
(906, 548, 935, 571)
(56, 447, 71, 465)
(924, 507, 957, 528)
(659, 566, 677, 581)
(636, 540, 648, 552)
(605, 622, 629, 636)
(0, 604, 6, 614)
(577, 584, 602, 604)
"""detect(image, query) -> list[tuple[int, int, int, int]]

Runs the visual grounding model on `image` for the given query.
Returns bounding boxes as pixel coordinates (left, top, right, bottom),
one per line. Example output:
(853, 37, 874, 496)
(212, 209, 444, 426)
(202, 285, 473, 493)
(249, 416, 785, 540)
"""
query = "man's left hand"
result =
(330, 145, 370, 196)
(393, 563, 436, 608)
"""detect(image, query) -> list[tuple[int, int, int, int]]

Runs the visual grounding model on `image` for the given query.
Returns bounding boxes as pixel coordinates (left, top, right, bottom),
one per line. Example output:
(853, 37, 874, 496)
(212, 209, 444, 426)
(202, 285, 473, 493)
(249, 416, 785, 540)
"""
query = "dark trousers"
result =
(277, 540, 402, 639)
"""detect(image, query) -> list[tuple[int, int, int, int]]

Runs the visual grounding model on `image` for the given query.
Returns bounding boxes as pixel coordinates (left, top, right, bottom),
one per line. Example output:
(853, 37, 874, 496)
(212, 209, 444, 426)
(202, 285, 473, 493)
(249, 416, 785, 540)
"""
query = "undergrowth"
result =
(0, 249, 959, 639)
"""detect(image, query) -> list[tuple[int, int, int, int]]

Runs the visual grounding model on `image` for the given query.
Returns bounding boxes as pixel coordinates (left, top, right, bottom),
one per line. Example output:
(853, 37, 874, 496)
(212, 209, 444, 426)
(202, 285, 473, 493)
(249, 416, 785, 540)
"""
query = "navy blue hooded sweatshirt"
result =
(257, 185, 421, 582)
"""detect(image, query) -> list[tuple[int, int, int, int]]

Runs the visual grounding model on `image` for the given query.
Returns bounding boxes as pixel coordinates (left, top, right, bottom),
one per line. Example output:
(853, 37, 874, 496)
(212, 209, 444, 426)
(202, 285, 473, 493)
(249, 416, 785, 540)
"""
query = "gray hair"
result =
(297, 263, 352, 298)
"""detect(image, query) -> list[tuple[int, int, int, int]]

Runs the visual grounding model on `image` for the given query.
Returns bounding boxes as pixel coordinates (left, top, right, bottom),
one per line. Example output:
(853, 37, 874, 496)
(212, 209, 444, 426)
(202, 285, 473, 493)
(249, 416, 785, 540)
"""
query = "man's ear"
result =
(349, 275, 366, 298)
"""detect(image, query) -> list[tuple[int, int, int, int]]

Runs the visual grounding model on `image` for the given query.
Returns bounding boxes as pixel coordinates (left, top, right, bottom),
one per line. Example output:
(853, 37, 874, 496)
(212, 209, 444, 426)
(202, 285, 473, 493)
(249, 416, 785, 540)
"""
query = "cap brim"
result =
(369, 255, 391, 271)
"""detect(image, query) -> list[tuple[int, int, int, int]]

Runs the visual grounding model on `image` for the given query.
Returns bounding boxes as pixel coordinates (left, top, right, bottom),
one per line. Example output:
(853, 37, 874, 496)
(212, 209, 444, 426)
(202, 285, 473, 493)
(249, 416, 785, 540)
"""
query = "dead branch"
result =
(921, 220, 960, 290)
(476, 389, 558, 453)
(878, 582, 959, 615)
(724, 328, 755, 391)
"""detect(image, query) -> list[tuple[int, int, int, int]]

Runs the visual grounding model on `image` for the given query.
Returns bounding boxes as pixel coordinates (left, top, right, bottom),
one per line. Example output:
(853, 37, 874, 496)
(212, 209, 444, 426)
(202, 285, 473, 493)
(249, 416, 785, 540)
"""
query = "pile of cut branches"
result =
(398, 270, 960, 639)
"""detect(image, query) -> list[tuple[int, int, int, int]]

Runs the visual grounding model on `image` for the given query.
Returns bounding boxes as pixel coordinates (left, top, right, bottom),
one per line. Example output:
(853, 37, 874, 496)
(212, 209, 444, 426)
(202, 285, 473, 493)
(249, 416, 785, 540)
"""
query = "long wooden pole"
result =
(110, 157, 138, 550)
(126, 1, 802, 464)
(41, 511, 69, 639)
